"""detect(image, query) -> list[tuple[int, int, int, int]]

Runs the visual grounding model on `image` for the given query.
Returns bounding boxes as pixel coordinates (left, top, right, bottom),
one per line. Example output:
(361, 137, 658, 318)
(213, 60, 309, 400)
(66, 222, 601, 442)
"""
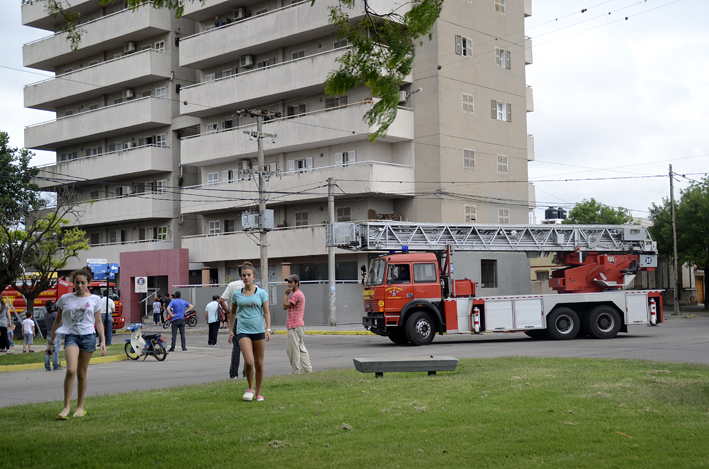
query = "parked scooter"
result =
(125, 324, 168, 361)
(162, 310, 198, 329)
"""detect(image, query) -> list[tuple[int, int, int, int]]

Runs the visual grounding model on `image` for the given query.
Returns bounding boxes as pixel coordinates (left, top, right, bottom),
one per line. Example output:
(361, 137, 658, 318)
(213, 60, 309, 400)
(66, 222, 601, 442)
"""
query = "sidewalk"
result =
(123, 322, 373, 335)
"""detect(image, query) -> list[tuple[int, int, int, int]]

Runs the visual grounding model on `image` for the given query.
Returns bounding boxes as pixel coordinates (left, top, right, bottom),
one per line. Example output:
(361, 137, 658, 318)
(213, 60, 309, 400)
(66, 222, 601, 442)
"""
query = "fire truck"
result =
(327, 222, 663, 345)
(2, 278, 125, 331)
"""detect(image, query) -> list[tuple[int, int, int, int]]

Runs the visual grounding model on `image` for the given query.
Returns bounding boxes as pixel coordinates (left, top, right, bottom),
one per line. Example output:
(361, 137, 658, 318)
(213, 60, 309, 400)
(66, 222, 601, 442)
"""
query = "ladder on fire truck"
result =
(326, 222, 657, 256)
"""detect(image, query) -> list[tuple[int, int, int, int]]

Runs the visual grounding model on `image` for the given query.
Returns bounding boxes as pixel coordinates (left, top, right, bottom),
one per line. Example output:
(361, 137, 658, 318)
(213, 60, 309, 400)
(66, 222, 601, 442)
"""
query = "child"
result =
(22, 312, 35, 353)
(7, 323, 15, 354)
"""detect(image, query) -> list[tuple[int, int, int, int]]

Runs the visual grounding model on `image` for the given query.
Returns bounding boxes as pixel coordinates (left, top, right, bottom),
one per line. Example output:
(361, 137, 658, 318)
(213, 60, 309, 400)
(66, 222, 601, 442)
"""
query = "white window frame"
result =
(208, 220, 221, 235)
(207, 172, 219, 186)
(333, 39, 348, 49)
(337, 206, 351, 222)
(498, 208, 510, 224)
(287, 104, 306, 116)
(497, 154, 509, 174)
(204, 73, 216, 82)
(462, 92, 474, 114)
(335, 151, 356, 167)
(89, 103, 98, 111)
(492, 100, 512, 122)
(222, 69, 232, 78)
(463, 149, 475, 169)
(495, 0, 506, 14)
(266, 162, 277, 173)
(156, 179, 167, 195)
(157, 226, 168, 241)
(154, 40, 165, 52)
(455, 35, 473, 57)
(292, 50, 305, 60)
(287, 157, 313, 173)
(325, 96, 348, 109)
(295, 211, 309, 227)
(206, 123, 218, 134)
(495, 47, 511, 69)
(156, 134, 166, 147)
(155, 86, 166, 99)
(464, 204, 477, 223)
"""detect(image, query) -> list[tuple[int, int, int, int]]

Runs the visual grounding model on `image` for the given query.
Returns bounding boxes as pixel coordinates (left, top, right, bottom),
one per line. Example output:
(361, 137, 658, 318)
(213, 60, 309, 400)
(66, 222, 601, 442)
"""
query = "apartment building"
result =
(22, 0, 535, 293)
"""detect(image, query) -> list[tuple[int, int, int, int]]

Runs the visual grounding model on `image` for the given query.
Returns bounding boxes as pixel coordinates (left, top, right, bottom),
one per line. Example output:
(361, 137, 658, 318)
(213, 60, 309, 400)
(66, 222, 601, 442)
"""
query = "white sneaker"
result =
(243, 389, 255, 401)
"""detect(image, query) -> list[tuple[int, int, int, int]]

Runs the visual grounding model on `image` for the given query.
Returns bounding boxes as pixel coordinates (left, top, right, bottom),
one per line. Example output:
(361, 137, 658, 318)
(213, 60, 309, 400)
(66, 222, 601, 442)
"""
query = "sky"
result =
(1, 0, 707, 223)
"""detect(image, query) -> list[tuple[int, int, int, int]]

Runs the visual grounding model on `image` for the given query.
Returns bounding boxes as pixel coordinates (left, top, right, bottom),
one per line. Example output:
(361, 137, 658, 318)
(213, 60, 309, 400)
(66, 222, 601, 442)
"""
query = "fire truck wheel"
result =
(387, 328, 409, 345)
(405, 311, 436, 346)
(546, 307, 580, 340)
(585, 306, 621, 339)
(524, 330, 548, 340)
(125, 343, 140, 360)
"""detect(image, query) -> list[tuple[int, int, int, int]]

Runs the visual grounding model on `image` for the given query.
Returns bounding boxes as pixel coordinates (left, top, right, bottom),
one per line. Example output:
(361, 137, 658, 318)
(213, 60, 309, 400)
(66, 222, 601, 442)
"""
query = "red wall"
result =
(119, 249, 190, 323)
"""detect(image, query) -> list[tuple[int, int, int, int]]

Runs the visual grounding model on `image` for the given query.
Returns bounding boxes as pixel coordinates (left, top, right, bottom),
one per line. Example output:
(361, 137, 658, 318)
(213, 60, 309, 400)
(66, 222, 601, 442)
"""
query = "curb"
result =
(117, 328, 374, 336)
(0, 354, 129, 373)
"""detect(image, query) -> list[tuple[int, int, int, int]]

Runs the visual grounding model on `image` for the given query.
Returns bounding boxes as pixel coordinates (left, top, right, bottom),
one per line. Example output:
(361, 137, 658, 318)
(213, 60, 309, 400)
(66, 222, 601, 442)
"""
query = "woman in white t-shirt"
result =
(47, 268, 106, 419)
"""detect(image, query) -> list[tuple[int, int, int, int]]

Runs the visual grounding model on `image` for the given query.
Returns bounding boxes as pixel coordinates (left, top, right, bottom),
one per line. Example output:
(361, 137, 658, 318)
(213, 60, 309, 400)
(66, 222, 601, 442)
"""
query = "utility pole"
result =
(669, 164, 680, 316)
(327, 177, 336, 326)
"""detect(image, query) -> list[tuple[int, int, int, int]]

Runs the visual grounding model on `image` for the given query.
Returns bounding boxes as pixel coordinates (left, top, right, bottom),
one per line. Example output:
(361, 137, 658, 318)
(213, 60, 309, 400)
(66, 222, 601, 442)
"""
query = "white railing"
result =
(181, 160, 413, 191)
(24, 48, 164, 88)
(89, 238, 170, 248)
(182, 222, 328, 240)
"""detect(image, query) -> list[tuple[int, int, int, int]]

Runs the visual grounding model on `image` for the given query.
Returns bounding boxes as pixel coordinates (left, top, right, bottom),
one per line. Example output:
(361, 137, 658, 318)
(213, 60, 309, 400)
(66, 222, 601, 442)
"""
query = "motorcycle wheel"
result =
(124, 342, 140, 360)
(154, 344, 167, 361)
(187, 316, 198, 328)
(162, 320, 170, 330)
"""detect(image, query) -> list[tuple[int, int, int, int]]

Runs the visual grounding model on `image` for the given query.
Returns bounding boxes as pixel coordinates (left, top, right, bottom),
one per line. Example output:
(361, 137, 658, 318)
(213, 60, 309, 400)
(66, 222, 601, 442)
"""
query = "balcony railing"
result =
(63, 191, 175, 227)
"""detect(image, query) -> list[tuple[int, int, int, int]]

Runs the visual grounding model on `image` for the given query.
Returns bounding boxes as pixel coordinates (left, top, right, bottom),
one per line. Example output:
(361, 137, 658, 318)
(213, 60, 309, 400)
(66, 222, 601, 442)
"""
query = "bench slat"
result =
(353, 356, 458, 374)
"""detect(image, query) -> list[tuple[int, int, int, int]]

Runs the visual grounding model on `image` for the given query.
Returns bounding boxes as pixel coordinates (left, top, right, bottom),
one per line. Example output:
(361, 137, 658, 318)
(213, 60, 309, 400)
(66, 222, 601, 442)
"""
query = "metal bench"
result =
(353, 356, 458, 378)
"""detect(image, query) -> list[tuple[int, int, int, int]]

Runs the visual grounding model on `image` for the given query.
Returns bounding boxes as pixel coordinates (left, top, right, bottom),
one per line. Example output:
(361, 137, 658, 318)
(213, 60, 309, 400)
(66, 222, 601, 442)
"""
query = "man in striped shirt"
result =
(283, 274, 312, 374)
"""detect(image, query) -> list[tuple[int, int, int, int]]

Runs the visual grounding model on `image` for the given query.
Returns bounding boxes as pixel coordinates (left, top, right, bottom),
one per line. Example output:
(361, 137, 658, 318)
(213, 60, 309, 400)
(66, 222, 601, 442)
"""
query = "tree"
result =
(23, 0, 443, 141)
(562, 198, 633, 225)
(0, 131, 41, 226)
(650, 176, 709, 309)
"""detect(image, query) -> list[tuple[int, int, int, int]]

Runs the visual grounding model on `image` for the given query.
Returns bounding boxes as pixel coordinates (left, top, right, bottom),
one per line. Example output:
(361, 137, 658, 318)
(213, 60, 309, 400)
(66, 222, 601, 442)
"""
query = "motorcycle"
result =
(162, 310, 198, 329)
(125, 324, 168, 361)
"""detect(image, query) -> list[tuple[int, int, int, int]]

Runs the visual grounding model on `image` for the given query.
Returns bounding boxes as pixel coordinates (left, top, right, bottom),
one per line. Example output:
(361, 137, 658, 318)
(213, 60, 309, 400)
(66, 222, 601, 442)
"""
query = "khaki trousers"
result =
(286, 326, 312, 373)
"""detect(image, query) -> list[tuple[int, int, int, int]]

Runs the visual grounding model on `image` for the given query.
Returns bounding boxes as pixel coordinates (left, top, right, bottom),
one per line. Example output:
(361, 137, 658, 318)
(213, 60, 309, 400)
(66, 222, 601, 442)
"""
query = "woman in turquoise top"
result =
(229, 262, 271, 402)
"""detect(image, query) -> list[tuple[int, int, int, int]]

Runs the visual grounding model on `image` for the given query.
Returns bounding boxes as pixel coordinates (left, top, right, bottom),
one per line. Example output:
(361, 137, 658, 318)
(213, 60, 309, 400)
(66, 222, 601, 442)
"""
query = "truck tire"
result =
(405, 311, 436, 346)
(546, 307, 580, 340)
(387, 327, 409, 345)
(584, 305, 621, 339)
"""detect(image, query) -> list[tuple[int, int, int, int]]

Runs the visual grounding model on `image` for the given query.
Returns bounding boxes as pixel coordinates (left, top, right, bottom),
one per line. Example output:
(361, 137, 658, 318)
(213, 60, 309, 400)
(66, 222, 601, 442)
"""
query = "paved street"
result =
(1, 312, 708, 408)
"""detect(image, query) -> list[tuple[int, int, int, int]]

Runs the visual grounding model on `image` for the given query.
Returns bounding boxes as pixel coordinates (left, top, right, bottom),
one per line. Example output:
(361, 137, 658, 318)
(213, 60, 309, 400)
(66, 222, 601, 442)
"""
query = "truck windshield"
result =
(365, 258, 386, 286)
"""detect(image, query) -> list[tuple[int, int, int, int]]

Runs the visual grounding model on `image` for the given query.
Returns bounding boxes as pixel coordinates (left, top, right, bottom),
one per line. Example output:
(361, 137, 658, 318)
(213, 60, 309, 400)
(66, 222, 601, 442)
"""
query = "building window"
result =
(208, 220, 220, 235)
(89, 190, 100, 199)
(203, 73, 216, 82)
(292, 50, 305, 60)
(498, 208, 510, 224)
(464, 204, 477, 223)
(333, 38, 348, 49)
(155, 179, 167, 195)
(455, 35, 473, 57)
(155, 87, 166, 99)
(287, 158, 313, 173)
(295, 211, 309, 227)
(463, 149, 475, 169)
(157, 226, 168, 241)
(536, 270, 550, 281)
(337, 207, 351, 222)
(154, 40, 165, 52)
(497, 155, 508, 174)
(287, 104, 306, 116)
(206, 123, 218, 133)
(481, 259, 497, 288)
(495, 0, 506, 14)
(89, 103, 98, 111)
(257, 59, 272, 68)
(64, 110, 74, 117)
(462, 92, 474, 114)
(222, 69, 233, 78)
(266, 162, 277, 173)
(208, 172, 219, 186)
(90, 233, 100, 245)
(492, 100, 512, 122)
(156, 134, 166, 147)
(335, 151, 355, 166)
(495, 47, 511, 69)
(223, 120, 233, 129)
(255, 8, 268, 14)
(325, 96, 348, 109)
(142, 90, 152, 98)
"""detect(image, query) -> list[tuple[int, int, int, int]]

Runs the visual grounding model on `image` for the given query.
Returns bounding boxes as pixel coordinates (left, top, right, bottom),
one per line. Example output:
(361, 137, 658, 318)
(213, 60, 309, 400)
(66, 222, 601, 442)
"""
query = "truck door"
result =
(384, 263, 413, 314)
(412, 262, 440, 300)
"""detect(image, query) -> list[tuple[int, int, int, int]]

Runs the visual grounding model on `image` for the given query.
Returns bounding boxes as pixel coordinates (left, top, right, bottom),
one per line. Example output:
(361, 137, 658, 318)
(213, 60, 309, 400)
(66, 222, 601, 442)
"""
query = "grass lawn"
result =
(0, 339, 126, 366)
(2, 357, 708, 468)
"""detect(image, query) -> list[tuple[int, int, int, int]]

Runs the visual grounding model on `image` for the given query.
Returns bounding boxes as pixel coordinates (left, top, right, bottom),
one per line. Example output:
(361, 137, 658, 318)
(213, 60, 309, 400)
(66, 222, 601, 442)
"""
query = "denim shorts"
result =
(64, 333, 97, 352)
(236, 332, 266, 342)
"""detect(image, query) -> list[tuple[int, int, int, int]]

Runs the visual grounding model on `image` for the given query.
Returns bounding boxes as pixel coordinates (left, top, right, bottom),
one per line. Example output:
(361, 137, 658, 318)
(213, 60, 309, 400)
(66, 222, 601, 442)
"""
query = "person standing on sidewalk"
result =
(44, 300, 61, 371)
(152, 298, 162, 326)
(100, 293, 114, 346)
(166, 291, 193, 352)
(0, 298, 11, 353)
(219, 275, 245, 379)
(283, 274, 312, 374)
(205, 295, 221, 346)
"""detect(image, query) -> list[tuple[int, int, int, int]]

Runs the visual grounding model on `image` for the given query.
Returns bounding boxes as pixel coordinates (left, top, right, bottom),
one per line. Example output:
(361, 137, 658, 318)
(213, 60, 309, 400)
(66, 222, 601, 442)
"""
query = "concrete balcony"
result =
(181, 160, 415, 215)
(180, 0, 409, 69)
(180, 48, 347, 117)
(66, 194, 175, 227)
(525, 37, 533, 65)
(25, 50, 171, 111)
(25, 97, 172, 151)
(64, 240, 174, 271)
(524, 0, 532, 17)
(22, 0, 96, 31)
(35, 145, 173, 190)
(527, 134, 535, 161)
(181, 102, 414, 166)
(183, 225, 329, 263)
(526, 85, 534, 112)
(23, 6, 171, 72)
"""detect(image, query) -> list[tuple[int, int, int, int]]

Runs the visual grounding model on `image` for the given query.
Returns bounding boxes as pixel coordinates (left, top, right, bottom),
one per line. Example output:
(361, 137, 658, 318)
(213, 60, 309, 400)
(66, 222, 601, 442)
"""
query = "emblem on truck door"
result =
(386, 287, 403, 299)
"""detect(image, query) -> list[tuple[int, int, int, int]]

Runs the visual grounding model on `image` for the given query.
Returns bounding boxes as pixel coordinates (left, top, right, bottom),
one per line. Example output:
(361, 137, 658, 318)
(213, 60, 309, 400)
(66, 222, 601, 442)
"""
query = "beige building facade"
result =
(23, 0, 535, 290)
